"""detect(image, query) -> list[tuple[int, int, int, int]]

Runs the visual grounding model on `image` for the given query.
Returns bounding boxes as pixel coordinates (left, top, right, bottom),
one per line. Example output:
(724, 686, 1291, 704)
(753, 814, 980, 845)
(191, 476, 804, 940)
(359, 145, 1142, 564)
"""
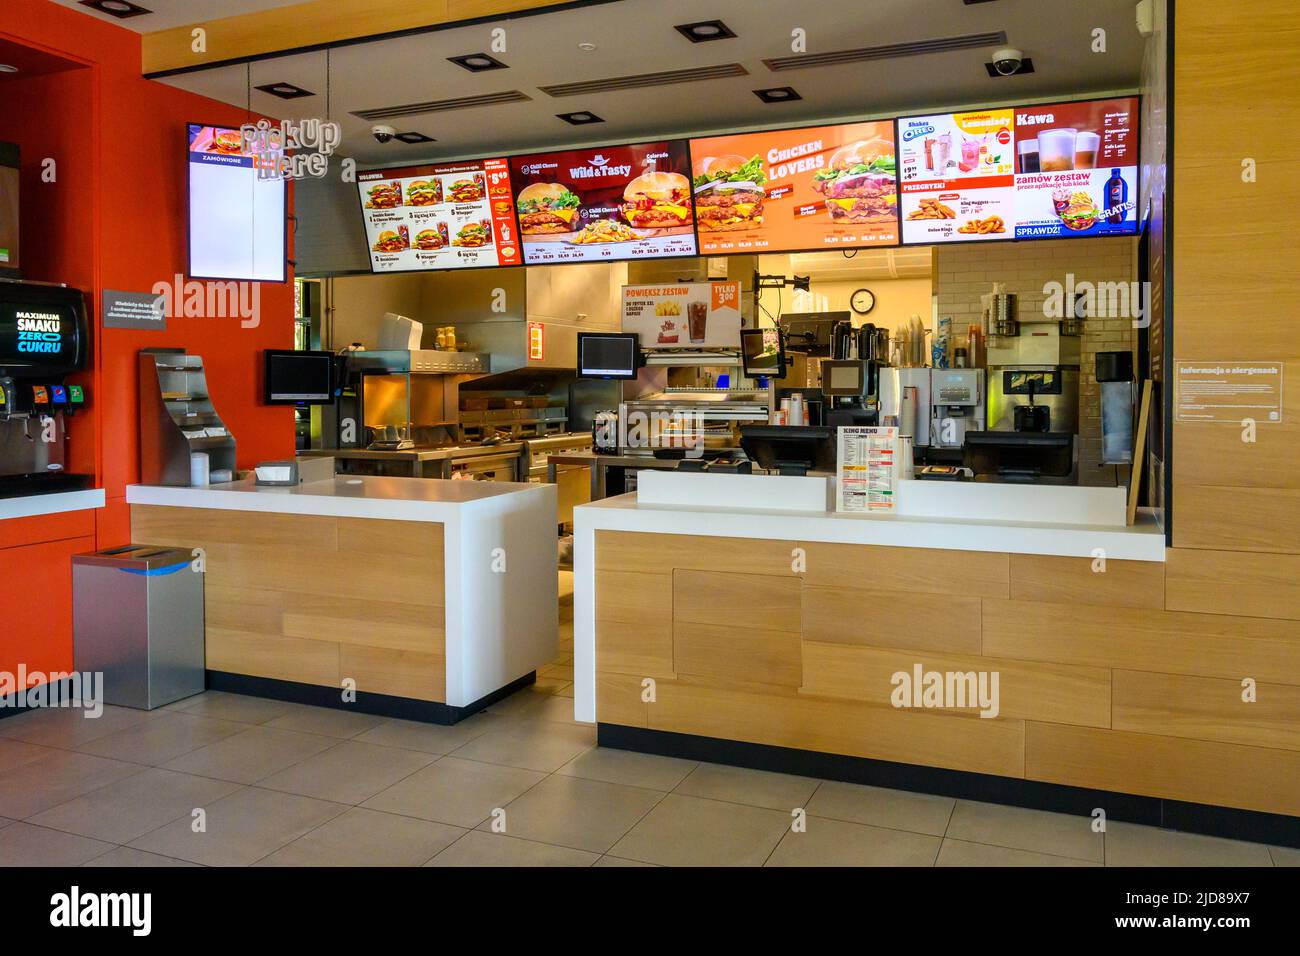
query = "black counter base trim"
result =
(599, 723, 1300, 850)
(206, 671, 535, 725)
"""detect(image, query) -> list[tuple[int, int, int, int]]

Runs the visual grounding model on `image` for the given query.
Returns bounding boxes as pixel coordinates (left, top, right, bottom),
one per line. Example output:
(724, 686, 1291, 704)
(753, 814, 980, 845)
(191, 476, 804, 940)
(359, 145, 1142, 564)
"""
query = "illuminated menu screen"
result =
(689, 120, 899, 254)
(509, 141, 697, 265)
(897, 97, 1139, 244)
(356, 158, 520, 272)
(188, 124, 286, 281)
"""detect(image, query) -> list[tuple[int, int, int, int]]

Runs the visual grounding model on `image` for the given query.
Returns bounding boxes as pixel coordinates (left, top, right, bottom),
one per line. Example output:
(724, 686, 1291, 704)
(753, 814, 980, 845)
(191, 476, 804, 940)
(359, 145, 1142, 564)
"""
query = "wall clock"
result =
(850, 288, 876, 315)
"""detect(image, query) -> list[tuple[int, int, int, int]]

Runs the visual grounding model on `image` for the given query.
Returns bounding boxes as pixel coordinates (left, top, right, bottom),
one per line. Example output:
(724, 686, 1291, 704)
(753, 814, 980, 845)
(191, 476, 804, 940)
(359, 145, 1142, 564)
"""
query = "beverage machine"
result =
(0, 280, 90, 496)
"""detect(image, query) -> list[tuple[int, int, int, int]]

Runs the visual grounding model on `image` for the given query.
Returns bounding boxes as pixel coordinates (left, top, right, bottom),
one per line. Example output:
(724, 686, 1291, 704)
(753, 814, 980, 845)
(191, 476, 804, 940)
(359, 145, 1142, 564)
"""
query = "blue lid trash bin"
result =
(72, 545, 205, 710)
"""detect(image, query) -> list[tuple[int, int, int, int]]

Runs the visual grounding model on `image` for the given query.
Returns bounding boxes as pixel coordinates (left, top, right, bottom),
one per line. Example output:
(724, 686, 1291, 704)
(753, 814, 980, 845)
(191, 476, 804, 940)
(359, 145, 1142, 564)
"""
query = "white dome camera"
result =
(371, 125, 397, 144)
(991, 47, 1024, 76)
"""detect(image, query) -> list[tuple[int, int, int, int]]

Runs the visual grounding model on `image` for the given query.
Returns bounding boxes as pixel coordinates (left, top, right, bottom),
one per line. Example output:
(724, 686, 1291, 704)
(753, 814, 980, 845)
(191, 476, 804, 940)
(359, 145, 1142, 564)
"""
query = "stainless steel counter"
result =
(303, 444, 524, 481)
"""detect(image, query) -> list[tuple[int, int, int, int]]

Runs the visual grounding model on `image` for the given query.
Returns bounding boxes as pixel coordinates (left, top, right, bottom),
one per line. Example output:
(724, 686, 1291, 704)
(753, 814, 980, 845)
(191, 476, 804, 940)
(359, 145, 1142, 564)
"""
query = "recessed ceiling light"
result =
(79, 0, 151, 18)
(577, 42, 598, 53)
(984, 57, 1034, 77)
(557, 111, 604, 125)
(675, 20, 737, 43)
(254, 82, 315, 99)
(448, 53, 508, 72)
(754, 87, 802, 104)
(0, 65, 18, 74)
(394, 131, 436, 144)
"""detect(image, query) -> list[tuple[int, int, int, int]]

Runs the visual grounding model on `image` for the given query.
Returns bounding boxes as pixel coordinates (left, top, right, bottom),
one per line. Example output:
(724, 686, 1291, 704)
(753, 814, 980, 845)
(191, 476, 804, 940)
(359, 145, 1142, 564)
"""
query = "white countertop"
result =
(576, 489, 1166, 562)
(127, 476, 550, 523)
(0, 488, 105, 522)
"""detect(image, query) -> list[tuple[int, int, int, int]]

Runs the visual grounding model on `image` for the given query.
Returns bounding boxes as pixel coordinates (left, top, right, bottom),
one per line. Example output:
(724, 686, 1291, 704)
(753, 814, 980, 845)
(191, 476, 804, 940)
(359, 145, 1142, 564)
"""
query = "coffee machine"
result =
(929, 369, 985, 450)
(985, 314, 1080, 436)
(0, 280, 90, 495)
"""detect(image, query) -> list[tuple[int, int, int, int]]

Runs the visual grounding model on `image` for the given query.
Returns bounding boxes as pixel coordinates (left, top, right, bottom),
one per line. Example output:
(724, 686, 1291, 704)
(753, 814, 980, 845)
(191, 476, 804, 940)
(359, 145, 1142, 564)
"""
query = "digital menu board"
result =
(509, 141, 697, 264)
(356, 158, 520, 272)
(187, 124, 287, 282)
(1011, 96, 1138, 239)
(897, 97, 1139, 244)
(897, 108, 1016, 244)
(689, 121, 899, 254)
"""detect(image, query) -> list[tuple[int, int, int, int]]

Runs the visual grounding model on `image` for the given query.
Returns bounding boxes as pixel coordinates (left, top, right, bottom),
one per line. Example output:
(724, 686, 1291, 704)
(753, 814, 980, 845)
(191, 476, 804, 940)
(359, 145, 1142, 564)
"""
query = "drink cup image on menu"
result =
(1038, 128, 1078, 171)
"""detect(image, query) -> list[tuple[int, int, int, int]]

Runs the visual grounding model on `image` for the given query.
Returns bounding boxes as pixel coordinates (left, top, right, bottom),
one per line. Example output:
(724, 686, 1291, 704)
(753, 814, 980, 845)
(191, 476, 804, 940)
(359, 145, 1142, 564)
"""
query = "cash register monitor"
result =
(740, 424, 837, 476)
(740, 328, 787, 379)
(964, 431, 1074, 481)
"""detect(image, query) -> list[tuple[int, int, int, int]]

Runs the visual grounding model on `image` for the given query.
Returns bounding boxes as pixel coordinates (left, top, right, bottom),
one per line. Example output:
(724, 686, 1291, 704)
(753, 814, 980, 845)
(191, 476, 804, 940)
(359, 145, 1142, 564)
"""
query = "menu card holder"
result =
(139, 348, 237, 486)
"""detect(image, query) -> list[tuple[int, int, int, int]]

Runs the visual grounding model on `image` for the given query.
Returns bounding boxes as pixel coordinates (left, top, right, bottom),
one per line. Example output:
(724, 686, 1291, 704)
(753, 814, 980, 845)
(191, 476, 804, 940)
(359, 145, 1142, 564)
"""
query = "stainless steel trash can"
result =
(72, 545, 204, 710)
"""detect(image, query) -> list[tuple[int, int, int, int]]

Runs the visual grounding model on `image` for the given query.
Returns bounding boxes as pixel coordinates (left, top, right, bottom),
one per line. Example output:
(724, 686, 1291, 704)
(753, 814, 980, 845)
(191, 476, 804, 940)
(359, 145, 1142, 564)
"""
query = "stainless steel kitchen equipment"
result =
(880, 367, 933, 446)
(985, 313, 1081, 436)
(300, 444, 523, 481)
(619, 387, 771, 458)
(139, 348, 236, 486)
(930, 368, 986, 450)
(72, 545, 205, 710)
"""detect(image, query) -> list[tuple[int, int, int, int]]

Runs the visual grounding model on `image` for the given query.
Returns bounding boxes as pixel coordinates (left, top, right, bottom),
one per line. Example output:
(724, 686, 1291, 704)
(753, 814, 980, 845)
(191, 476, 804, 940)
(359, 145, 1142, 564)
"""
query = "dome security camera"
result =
(991, 47, 1024, 76)
(372, 125, 397, 144)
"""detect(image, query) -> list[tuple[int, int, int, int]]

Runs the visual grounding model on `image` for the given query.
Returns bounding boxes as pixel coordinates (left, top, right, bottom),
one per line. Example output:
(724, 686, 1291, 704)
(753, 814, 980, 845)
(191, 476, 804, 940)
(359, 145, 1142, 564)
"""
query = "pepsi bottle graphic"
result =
(1105, 169, 1127, 226)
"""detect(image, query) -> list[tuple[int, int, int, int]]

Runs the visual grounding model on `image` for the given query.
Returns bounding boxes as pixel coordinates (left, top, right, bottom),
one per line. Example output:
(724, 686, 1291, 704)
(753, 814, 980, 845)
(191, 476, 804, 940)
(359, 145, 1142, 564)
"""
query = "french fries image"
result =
(907, 198, 956, 220)
(654, 302, 682, 317)
(957, 215, 1006, 235)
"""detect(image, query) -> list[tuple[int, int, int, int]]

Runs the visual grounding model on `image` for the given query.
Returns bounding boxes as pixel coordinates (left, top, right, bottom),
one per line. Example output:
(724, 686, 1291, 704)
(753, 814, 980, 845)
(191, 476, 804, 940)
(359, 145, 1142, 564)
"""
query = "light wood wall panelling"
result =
(1113, 670, 1300, 752)
(594, 569, 674, 678)
(801, 542, 1010, 597)
(1171, 486, 1300, 553)
(1166, 548, 1300, 621)
(802, 585, 983, 655)
(983, 598, 1300, 685)
(338, 645, 445, 702)
(1025, 721, 1300, 818)
(596, 530, 799, 578)
(206, 627, 340, 687)
(1007, 554, 1166, 610)
(801, 641, 1112, 729)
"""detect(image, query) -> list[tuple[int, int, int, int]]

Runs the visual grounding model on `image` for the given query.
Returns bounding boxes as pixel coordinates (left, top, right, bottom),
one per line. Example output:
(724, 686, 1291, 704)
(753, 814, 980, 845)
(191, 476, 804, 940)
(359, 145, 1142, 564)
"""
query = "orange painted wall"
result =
(1, 0, 296, 684)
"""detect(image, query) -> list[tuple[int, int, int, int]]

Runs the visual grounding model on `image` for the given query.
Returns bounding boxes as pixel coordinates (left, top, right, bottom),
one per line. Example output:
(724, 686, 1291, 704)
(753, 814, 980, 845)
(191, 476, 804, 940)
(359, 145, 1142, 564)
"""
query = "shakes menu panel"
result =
(1012, 96, 1138, 238)
(509, 141, 697, 264)
(689, 121, 899, 254)
(187, 124, 286, 281)
(357, 158, 520, 272)
(898, 108, 1015, 243)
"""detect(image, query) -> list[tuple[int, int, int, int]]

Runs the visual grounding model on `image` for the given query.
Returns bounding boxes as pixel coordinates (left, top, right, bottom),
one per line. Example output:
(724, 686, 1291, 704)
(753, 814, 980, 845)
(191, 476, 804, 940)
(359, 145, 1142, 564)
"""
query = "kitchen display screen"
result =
(264, 349, 334, 404)
(356, 158, 520, 272)
(578, 333, 639, 379)
(740, 328, 786, 378)
(897, 97, 1138, 244)
(187, 124, 286, 282)
(689, 121, 899, 254)
(510, 141, 698, 264)
(1011, 97, 1138, 238)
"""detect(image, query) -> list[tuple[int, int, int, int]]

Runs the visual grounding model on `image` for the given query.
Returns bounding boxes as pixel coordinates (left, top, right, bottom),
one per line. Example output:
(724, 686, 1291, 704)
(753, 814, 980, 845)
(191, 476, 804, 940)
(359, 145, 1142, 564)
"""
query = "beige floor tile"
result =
(0, 749, 143, 819)
(263, 705, 387, 739)
(426, 830, 597, 867)
(767, 817, 942, 866)
(1104, 822, 1275, 867)
(0, 822, 115, 867)
(257, 740, 436, 805)
(28, 767, 241, 844)
(255, 807, 464, 867)
(538, 663, 574, 681)
(351, 712, 505, 754)
(449, 718, 595, 773)
(160, 726, 338, 784)
(510, 694, 582, 724)
(487, 684, 569, 717)
(947, 800, 1104, 862)
(675, 763, 819, 811)
(557, 747, 696, 792)
(938, 838, 1101, 867)
(609, 794, 791, 867)
(0, 704, 156, 749)
(129, 787, 347, 866)
(76, 713, 248, 766)
(482, 774, 662, 853)
(805, 781, 954, 836)
(82, 846, 200, 867)
(1270, 845, 1300, 866)
(555, 684, 575, 699)
(0, 738, 55, 773)
(362, 756, 545, 828)
(594, 855, 658, 867)
(166, 691, 295, 725)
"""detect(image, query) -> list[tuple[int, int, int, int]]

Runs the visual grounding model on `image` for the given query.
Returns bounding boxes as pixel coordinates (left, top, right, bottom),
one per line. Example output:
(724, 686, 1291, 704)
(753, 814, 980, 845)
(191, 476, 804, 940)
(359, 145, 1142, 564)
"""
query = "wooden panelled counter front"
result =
(594, 531, 1300, 822)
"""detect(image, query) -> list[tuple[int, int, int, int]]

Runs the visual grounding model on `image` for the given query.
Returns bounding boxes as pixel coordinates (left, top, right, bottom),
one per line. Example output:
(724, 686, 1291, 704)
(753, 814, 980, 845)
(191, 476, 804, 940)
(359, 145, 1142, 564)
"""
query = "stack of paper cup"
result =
(190, 452, 210, 487)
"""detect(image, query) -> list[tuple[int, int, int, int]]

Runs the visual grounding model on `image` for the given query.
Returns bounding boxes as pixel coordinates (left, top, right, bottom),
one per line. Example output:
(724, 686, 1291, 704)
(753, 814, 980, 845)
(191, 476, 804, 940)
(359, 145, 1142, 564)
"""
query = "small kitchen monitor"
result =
(821, 359, 868, 397)
(264, 349, 334, 405)
(740, 328, 786, 379)
(577, 332, 640, 380)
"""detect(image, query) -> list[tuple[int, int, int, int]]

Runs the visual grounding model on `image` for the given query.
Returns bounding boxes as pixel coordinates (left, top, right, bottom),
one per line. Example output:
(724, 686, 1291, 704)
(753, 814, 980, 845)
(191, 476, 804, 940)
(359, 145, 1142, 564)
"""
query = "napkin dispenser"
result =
(255, 456, 335, 486)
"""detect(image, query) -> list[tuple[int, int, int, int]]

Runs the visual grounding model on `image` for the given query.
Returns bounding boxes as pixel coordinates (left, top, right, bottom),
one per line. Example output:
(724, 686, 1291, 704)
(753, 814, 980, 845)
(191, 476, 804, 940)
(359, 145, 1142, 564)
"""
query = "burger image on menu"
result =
(405, 179, 443, 206)
(621, 171, 693, 230)
(208, 130, 244, 155)
(812, 139, 897, 223)
(516, 182, 582, 235)
(692, 154, 766, 232)
(452, 221, 492, 247)
(364, 182, 403, 209)
(413, 225, 449, 250)
(372, 227, 409, 253)
(448, 176, 485, 203)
